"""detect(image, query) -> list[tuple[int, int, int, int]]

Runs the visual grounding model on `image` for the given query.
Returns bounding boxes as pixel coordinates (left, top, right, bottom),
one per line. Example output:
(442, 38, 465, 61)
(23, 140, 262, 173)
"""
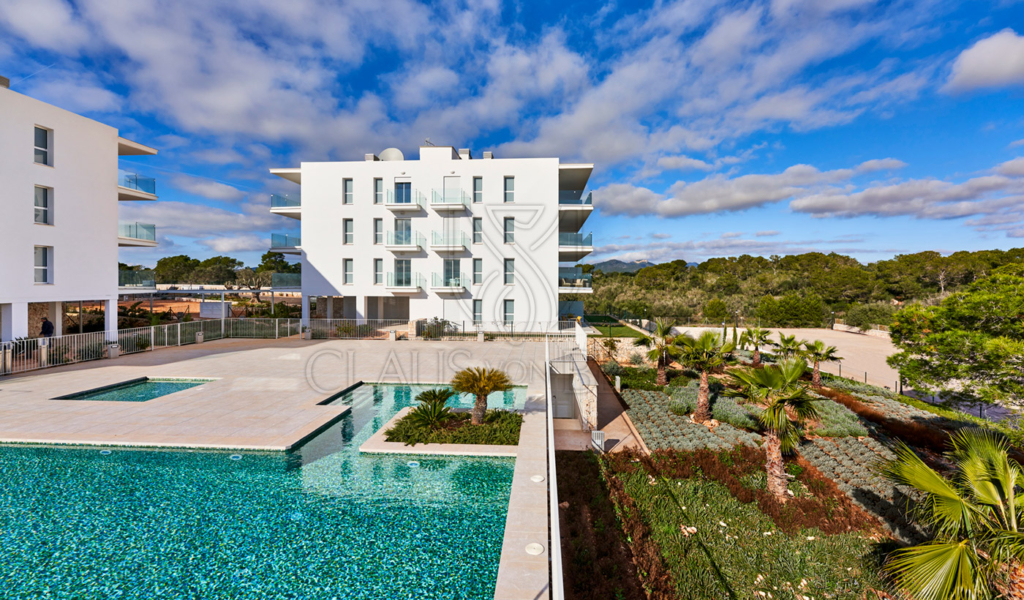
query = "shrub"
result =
(385, 409, 523, 446)
(669, 380, 759, 430)
(809, 398, 869, 438)
(628, 351, 645, 366)
(601, 361, 624, 377)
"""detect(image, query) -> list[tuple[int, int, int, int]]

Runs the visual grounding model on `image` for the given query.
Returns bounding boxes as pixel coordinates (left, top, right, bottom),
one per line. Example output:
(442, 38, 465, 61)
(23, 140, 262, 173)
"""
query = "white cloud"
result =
(1010, 139, 1024, 148)
(119, 200, 282, 240)
(856, 158, 907, 172)
(170, 174, 246, 202)
(755, 230, 781, 237)
(996, 157, 1024, 177)
(656, 155, 713, 172)
(651, 232, 672, 239)
(0, 0, 89, 53)
(198, 234, 270, 253)
(945, 29, 1024, 92)
(26, 75, 123, 113)
(588, 234, 880, 263)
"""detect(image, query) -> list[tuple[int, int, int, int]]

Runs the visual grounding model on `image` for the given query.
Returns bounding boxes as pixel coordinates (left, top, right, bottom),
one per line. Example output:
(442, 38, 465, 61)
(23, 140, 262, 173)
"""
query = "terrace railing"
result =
(271, 233, 301, 248)
(270, 193, 301, 208)
(430, 189, 471, 208)
(119, 269, 156, 288)
(558, 190, 592, 205)
(118, 222, 157, 241)
(117, 169, 157, 195)
(307, 319, 410, 340)
(271, 272, 301, 289)
(558, 232, 593, 246)
(416, 320, 577, 340)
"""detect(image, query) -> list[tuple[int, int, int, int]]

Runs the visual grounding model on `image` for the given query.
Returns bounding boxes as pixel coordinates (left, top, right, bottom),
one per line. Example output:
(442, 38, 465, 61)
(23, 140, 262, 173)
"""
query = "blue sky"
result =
(1, 0, 1023, 267)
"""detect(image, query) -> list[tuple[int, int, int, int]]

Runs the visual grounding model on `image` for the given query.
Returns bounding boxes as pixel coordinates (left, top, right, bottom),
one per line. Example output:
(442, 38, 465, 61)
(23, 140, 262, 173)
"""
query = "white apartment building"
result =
(268, 146, 594, 331)
(0, 77, 158, 342)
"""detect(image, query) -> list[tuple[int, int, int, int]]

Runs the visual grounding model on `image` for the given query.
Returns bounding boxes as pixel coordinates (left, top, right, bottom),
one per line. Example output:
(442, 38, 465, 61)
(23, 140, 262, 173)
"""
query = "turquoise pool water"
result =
(0, 383, 525, 599)
(55, 377, 212, 402)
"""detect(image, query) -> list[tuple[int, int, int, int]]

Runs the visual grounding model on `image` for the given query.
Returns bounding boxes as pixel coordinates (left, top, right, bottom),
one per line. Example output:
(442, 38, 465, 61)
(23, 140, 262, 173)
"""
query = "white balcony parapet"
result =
(385, 231, 424, 252)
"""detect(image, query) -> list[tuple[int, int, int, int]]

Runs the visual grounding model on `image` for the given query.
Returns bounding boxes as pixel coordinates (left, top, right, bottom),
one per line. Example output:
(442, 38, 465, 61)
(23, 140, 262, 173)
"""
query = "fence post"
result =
(150, 326, 155, 351)
(275, 319, 279, 339)
(864, 372, 867, 383)
(177, 323, 181, 346)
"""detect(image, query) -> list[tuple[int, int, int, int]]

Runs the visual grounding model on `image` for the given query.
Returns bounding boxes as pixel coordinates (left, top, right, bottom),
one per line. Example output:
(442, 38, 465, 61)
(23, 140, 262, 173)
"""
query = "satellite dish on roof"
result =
(379, 148, 404, 161)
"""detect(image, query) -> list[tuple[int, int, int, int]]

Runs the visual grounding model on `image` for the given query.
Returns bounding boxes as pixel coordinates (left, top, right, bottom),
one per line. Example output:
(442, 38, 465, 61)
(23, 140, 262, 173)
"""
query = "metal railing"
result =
(385, 189, 426, 208)
(0, 332, 108, 374)
(386, 231, 425, 248)
(386, 272, 425, 288)
(417, 320, 577, 340)
(430, 231, 470, 249)
(545, 336, 566, 600)
(431, 189, 470, 207)
(271, 272, 301, 288)
(558, 268, 592, 288)
(117, 169, 157, 195)
(558, 190, 592, 205)
(431, 273, 468, 288)
(308, 319, 409, 340)
(270, 193, 301, 208)
(119, 269, 156, 288)
(271, 233, 301, 248)
(558, 232, 593, 246)
(118, 222, 157, 241)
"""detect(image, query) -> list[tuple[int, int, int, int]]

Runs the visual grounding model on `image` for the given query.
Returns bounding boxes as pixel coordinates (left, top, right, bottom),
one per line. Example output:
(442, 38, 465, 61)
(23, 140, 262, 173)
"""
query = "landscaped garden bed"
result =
(384, 409, 522, 445)
(622, 389, 761, 451)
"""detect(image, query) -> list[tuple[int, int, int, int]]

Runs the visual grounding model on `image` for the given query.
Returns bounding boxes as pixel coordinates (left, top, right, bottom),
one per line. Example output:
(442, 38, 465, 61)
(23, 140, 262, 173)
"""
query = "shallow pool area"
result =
(0, 383, 525, 599)
(53, 377, 214, 402)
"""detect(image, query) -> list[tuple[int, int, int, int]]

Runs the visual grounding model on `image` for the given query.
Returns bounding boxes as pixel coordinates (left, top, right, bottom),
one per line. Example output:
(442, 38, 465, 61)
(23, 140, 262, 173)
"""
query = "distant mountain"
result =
(588, 259, 655, 273)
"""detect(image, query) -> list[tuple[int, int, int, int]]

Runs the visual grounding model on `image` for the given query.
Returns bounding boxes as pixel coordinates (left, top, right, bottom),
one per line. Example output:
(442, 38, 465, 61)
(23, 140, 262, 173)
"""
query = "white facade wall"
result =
(284, 147, 573, 327)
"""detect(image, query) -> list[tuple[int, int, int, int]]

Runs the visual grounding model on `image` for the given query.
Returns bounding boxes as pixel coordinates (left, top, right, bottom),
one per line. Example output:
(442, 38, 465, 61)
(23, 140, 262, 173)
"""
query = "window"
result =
(473, 299, 482, 325)
(503, 176, 514, 203)
(504, 258, 515, 285)
(473, 177, 482, 203)
(374, 259, 383, 284)
(503, 217, 514, 244)
(34, 246, 51, 284)
(34, 127, 50, 166)
(394, 181, 411, 204)
(34, 187, 51, 224)
(344, 259, 353, 284)
(394, 258, 411, 286)
(473, 258, 482, 285)
(473, 218, 482, 243)
(374, 218, 383, 244)
(443, 258, 461, 286)
(343, 179, 353, 204)
(343, 219, 353, 244)
(504, 299, 514, 324)
(374, 178, 383, 204)
(394, 218, 411, 245)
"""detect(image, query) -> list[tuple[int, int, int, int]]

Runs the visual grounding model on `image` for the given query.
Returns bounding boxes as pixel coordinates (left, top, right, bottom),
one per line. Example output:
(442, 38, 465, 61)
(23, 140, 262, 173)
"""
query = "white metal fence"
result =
(544, 336, 566, 600)
(308, 319, 410, 340)
(417, 320, 577, 341)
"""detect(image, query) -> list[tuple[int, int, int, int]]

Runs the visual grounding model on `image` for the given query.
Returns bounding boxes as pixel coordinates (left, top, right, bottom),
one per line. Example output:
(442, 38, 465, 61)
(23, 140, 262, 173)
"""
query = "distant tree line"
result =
(119, 252, 300, 286)
(574, 248, 1024, 328)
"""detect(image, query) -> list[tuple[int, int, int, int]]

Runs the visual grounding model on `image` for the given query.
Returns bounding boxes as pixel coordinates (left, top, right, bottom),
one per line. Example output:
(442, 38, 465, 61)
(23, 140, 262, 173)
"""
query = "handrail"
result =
(545, 336, 566, 600)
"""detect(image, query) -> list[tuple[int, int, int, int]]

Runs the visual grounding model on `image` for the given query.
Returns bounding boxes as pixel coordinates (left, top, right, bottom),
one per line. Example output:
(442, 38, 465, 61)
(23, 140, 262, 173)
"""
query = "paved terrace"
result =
(0, 338, 549, 450)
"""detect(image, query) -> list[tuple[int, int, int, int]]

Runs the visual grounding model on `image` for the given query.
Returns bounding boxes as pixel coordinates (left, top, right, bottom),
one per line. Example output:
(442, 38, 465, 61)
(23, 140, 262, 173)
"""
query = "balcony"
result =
(119, 269, 155, 290)
(558, 232, 593, 262)
(270, 233, 301, 255)
(430, 189, 470, 211)
(271, 272, 301, 289)
(559, 189, 594, 232)
(270, 193, 301, 220)
(430, 231, 469, 252)
(559, 190, 593, 205)
(385, 231, 425, 252)
(558, 267, 593, 294)
(385, 189, 426, 212)
(386, 272, 424, 293)
(117, 169, 158, 200)
(431, 272, 468, 293)
(118, 222, 157, 247)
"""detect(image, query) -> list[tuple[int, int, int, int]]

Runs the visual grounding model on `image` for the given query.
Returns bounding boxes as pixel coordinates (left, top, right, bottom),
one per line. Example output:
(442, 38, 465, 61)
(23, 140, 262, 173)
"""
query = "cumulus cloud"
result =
(119, 200, 282, 240)
(996, 157, 1024, 177)
(656, 155, 713, 172)
(26, 75, 123, 113)
(651, 232, 672, 239)
(755, 230, 781, 237)
(589, 234, 883, 263)
(170, 174, 247, 202)
(198, 234, 270, 253)
(0, 0, 90, 53)
(856, 158, 907, 173)
(945, 29, 1024, 92)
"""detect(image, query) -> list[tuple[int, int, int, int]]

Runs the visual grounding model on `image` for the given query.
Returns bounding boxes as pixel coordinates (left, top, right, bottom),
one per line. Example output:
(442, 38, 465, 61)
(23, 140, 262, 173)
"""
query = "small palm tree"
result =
(802, 340, 842, 387)
(416, 387, 455, 406)
(775, 333, 803, 360)
(450, 367, 513, 425)
(881, 429, 1024, 600)
(727, 360, 818, 501)
(678, 330, 735, 422)
(739, 327, 772, 366)
(634, 318, 680, 386)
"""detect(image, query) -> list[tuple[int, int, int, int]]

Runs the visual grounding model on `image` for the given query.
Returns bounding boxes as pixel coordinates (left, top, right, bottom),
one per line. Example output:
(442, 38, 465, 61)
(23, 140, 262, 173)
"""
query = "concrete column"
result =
(301, 294, 310, 329)
(48, 302, 63, 337)
(104, 298, 118, 343)
(326, 296, 334, 320)
(1, 303, 29, 342)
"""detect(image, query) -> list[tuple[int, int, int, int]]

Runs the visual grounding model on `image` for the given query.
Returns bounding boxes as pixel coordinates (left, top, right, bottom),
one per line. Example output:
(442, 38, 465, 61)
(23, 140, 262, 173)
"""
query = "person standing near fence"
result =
(40, 318, 54, 338)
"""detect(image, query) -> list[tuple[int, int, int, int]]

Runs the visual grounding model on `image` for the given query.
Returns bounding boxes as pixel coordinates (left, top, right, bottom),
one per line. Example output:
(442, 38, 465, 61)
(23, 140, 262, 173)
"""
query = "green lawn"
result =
(590, 324, 645, 338)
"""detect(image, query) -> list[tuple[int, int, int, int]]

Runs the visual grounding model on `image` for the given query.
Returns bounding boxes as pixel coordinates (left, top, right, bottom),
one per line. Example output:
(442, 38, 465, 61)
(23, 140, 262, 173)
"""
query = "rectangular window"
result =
(443, 258, 461, 286)
(395, 181, 411, 204)
(473, 218, 482, 244)
(394, 218, 411, 245)
(504, 299, 514, 325)
(374, 218, 383, 244)
(374, 178, 383, 204)
(503, 176, 514, 203)
(344, 259, 353, 284)
(343, 219, 353, 244)
(473, 177, 482, 203)
(34, 187, 51, 224)
(473, 258, 482, 284)
(343, 179, 353, 204)
(473, 299, 482, 325)
(34, 246, 50, 284)
(503, 217, 514, 244)
(34, 127, 50, 166)
(504, 258, 515, 285)
(374, 258, 383, 284)
(395, 258, 411, 286)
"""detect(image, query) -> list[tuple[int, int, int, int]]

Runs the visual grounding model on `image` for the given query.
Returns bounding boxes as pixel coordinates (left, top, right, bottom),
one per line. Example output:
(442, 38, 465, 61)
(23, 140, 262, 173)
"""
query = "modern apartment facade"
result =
(269, 146, 593, 330)
(0, 78, 158, 342)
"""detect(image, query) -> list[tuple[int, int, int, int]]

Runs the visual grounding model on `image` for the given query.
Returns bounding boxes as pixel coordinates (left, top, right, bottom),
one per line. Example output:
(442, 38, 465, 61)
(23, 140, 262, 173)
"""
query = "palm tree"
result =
(775, 333, 803, 360)
(678, 330, 735, 423)
(450, 367, 513, 425)
(802, 340, 842, 387)
(634, 318, 680, 386)
(739, 327, 772, 366)
(881, 429, 1024, 600)
(727, 360, 818, 501)
(415, 387, 455, 406)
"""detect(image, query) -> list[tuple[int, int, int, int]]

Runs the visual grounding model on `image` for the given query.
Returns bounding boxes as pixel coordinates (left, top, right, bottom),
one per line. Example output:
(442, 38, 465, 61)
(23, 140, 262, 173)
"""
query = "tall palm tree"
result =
(450, 367, 513, 425)
(727, 360, 818, 501)
(775, 333, 803, 360)
(739, 327, 772, 366)
(634, 318, 680, 386)
(802, 340, 842, 387)
(678, 330, 735, 422)
(881, 429, 1024, 600)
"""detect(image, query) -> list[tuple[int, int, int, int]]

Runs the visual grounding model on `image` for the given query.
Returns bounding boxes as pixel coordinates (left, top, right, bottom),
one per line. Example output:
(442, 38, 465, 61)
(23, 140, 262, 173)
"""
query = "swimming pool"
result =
(0, 383, 524, 599)
(54, 377, 213, 402)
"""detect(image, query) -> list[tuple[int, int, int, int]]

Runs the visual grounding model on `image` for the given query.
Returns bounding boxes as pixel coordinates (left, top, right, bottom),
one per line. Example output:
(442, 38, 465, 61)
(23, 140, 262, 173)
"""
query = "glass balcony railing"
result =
(118, 169, 157, 195)
(119, 269, 155, 288)
(432, 273, 468, 288)
(271, 272, 301, 288)
(118, 221, 156, 241)
(386, 231, 425, 247)
(387, 272, 424, 288)
(559, 190, 592, 205)
(431, 189, 470, 206)
(271, 233, 301, 248)
(386, 189, 426, 207)
(270, 193, 301, 208)
(558, 232, 593, 246)
(558, 268, 593, 288)
(430, 231, 470, 248)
